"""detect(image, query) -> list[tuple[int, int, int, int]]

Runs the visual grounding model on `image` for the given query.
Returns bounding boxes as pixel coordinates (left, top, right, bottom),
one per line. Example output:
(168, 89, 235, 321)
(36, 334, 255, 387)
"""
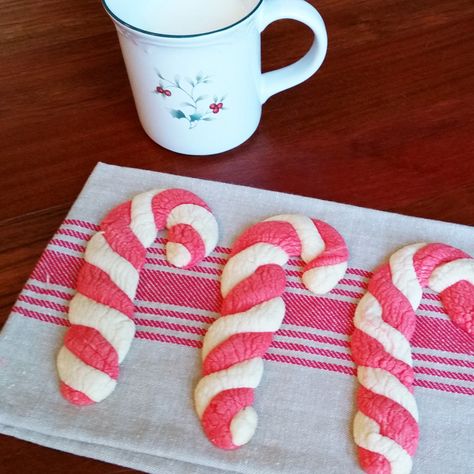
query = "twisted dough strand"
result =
(195, 214, 349, 449)
(351, 243, 474, 474)
(57, 188, 218, 405)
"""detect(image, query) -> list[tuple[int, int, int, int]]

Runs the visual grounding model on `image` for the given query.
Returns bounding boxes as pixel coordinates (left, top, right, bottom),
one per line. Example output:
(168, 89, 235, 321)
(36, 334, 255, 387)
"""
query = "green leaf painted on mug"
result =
(190, 113, 203, 122)
(170, 109, 186, 119)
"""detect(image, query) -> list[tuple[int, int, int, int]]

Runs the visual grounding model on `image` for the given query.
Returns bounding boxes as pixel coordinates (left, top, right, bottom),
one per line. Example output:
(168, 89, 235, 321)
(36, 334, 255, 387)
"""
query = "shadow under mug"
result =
(102, 0, 328, 156)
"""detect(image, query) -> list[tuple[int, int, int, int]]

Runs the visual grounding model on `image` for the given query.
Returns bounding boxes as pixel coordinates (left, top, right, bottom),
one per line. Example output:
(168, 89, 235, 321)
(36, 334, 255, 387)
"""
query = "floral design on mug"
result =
(154, 71, 227, 129)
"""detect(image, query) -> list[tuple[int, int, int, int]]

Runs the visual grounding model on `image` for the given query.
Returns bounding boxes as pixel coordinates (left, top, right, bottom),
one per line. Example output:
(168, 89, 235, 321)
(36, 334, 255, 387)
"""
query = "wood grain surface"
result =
(1, 0, 473, 472)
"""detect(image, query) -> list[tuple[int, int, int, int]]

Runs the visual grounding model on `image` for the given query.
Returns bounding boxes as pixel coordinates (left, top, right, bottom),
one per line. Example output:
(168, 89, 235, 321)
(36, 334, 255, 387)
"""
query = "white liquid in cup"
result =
(104, 0, 261, 36)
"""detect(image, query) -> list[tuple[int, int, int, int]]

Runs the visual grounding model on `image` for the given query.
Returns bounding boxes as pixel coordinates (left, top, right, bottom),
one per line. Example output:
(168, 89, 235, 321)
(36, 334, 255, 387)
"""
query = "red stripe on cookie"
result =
(305, 219, 349, 270)
(412, 243, 469, 287)
(201, 388, 254, 450)
(76, 262, 135, 319)
(60, 382, 95, 406)
(441, 280, 474, 336)
(351, 328, 414, 390)
(358, 448, 391, 474)
(358, 386, 419, 456)
(230, 221, 301, 258)
(221, 264, 286, 316)
(203, 332, 274, 376)
(64, 325, 119, 380)
(368, 265, 416, 339)
(151, 189, 210, 229)
(167, 223, 206, 268)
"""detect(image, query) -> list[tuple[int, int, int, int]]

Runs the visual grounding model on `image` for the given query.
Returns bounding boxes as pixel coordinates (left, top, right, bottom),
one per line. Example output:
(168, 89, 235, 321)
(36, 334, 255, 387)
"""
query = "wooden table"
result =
(1, 0, 473, 472)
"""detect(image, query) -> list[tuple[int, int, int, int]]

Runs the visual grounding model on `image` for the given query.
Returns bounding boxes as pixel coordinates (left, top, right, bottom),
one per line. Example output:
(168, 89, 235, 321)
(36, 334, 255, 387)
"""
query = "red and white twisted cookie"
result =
(57, 188, 218, 405)
(195, 215, 349, 449)
(351, 243, 474, 474)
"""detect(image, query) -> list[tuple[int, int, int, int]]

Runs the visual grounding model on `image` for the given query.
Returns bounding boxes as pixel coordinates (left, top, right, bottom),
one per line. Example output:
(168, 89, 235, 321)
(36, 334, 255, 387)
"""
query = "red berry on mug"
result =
(165, 90, 171, 96)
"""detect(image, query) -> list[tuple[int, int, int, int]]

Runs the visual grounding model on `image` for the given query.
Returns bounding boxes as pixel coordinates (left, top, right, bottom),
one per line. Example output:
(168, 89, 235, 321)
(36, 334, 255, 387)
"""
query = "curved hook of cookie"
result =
(195, 214, 349, 449)
(351, 242, 473, 474)
(57, 189, 219, 406)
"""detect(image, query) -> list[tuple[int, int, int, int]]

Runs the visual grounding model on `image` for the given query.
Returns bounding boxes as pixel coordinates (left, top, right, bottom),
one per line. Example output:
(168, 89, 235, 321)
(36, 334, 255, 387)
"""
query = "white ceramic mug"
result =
(102, 0, 328, 155)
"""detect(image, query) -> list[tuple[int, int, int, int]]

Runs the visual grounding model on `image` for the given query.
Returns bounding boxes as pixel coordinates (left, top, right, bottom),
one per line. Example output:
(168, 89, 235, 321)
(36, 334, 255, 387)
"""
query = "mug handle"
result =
(258, 0, 328, 103)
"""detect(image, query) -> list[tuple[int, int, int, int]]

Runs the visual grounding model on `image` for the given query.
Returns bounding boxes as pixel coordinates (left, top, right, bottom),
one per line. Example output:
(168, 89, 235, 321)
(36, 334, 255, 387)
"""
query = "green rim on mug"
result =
(101, 0, 264, 39)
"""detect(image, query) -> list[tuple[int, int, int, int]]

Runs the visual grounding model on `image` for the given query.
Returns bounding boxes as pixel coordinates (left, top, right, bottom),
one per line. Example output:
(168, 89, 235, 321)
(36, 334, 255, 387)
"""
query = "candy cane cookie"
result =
(351, 243, 474, 474)
(57, 188, 218, 405)
(195, 215, 349, 449)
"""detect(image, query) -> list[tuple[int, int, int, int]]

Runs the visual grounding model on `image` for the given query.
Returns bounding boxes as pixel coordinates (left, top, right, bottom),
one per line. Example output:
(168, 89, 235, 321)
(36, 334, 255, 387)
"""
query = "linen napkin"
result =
(0, 162, 472, 474)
